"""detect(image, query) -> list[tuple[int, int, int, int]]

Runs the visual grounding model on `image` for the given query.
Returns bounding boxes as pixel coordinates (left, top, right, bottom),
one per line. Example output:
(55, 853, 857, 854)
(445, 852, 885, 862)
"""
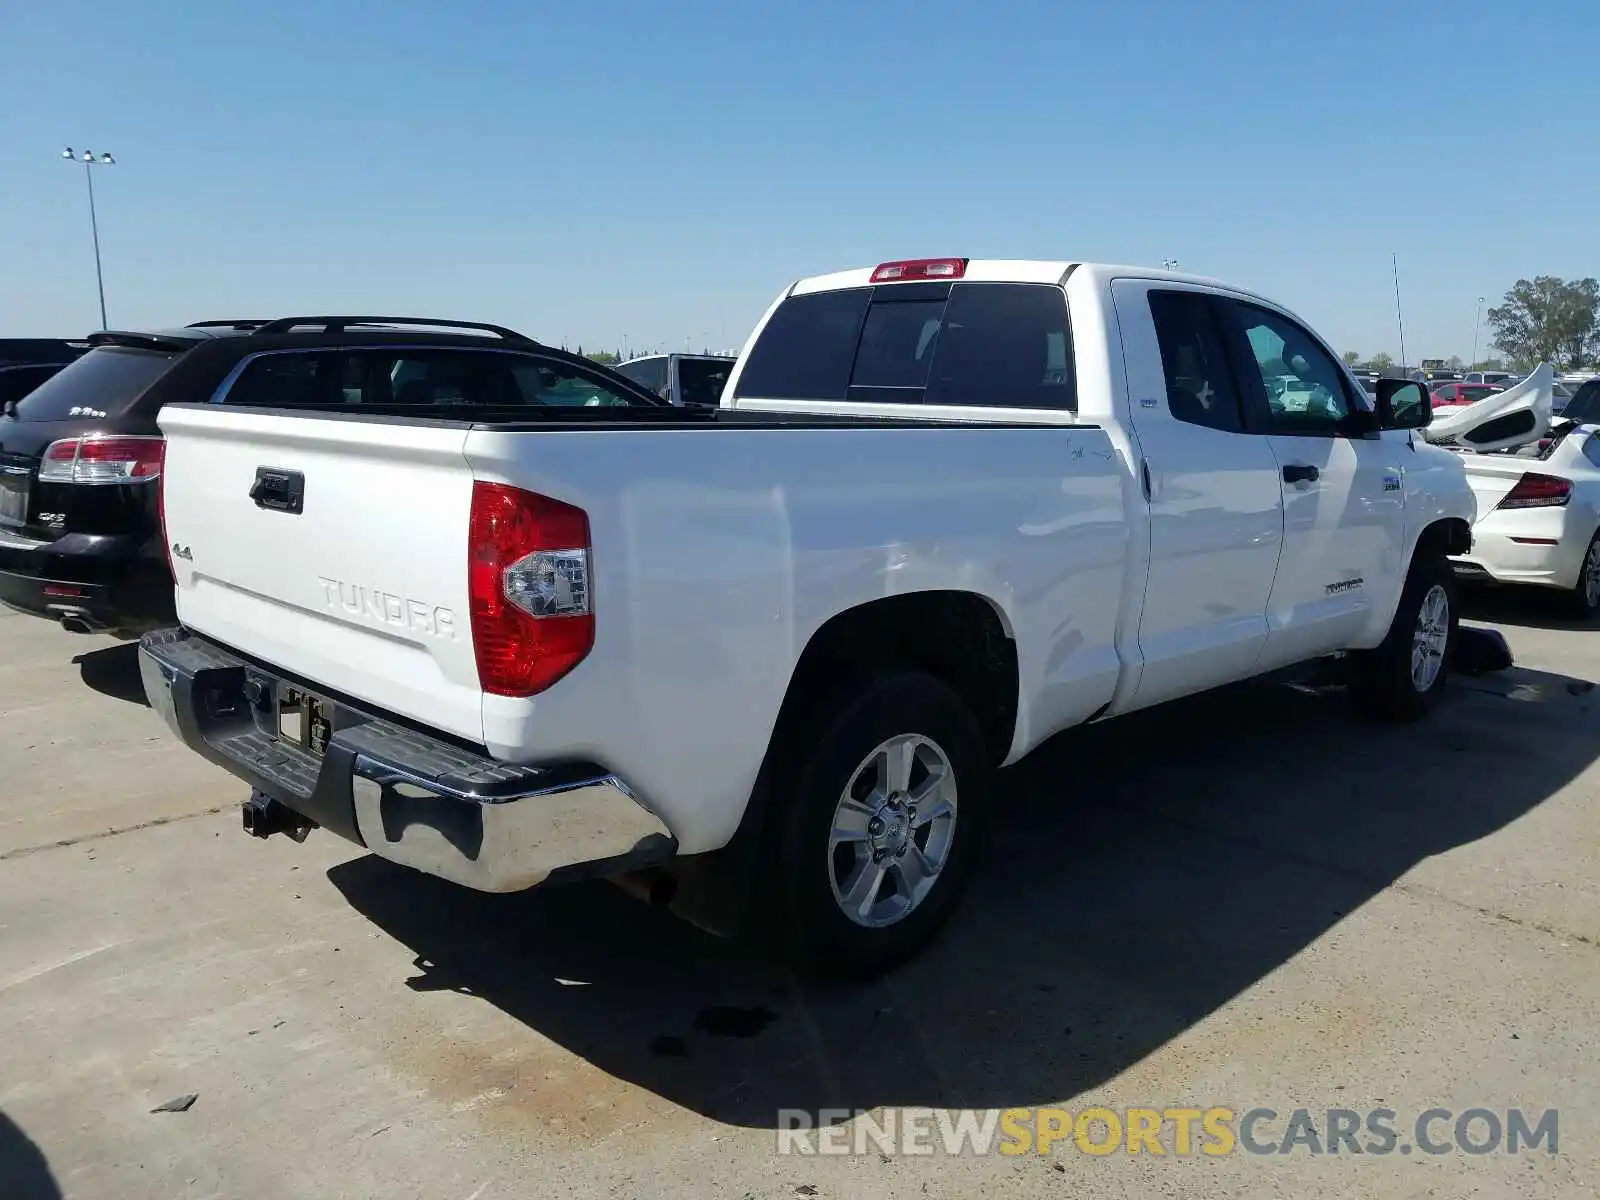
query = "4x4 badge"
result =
(172, 544, 193, 561)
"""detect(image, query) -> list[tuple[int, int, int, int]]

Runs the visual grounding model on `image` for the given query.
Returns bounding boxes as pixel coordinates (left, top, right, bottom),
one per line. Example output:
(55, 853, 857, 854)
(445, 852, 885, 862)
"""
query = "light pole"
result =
(1471, 296, 1486, 368)
(61, 147, 115, 329)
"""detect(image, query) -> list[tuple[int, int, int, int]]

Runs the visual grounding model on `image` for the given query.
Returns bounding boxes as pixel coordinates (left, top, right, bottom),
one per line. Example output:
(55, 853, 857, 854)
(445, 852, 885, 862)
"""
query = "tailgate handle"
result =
(249, 467, 305, 514)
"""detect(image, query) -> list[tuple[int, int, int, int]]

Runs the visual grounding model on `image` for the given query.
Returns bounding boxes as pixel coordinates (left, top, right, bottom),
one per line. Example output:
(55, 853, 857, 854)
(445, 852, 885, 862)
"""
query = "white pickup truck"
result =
(140, 259, 1477, 978)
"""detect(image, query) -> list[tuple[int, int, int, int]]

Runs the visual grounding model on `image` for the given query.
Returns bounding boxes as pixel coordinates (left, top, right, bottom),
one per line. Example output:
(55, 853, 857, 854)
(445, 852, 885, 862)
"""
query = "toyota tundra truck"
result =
(140, 259, 1476, 978)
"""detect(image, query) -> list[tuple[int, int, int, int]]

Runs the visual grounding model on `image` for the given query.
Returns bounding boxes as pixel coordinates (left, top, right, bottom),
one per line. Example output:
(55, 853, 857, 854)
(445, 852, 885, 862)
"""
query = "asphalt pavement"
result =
(1, 596, 1596, 1199)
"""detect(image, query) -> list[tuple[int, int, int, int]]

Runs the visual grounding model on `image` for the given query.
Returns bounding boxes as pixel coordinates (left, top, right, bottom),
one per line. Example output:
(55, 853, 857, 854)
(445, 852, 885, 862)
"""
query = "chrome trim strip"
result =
(0, 527, 49, 550)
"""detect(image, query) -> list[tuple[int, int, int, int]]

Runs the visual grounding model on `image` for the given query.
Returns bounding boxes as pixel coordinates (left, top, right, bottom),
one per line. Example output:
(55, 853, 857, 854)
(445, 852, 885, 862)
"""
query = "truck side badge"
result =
(173, 544, 194, 561)
(1140, 397, 1158, 408)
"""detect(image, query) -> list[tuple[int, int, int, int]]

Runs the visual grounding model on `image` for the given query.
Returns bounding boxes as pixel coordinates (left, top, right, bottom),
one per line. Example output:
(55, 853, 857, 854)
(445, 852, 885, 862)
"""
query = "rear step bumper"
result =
(137, 627, 676, 892)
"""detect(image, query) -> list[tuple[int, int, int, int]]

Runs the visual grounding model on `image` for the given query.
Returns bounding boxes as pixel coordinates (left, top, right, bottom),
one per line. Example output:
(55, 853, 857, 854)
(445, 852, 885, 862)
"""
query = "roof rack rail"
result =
(185, 320, 272, 330)
(249, 316, 535, 342)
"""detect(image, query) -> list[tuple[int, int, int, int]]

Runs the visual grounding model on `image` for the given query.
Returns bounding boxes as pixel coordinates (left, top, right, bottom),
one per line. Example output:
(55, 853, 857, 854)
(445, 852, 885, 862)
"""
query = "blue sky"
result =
(2, 0, 1594, 362)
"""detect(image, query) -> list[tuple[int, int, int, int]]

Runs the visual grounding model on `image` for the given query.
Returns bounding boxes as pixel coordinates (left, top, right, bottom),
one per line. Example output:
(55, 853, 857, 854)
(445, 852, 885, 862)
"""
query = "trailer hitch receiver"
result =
(242, 789, 315, 842)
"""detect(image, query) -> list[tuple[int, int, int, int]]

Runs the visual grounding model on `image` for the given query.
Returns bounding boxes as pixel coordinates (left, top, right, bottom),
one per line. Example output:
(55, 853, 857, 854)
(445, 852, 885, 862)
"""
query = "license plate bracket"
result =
(277, 686, 333, 757)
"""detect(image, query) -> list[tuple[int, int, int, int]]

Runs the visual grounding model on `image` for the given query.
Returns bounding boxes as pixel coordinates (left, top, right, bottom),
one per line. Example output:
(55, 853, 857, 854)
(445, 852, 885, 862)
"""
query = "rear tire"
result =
(1349, 553, 1459, 722)
(1565, 531, 1600, 619)
(767, 671, 991, 980)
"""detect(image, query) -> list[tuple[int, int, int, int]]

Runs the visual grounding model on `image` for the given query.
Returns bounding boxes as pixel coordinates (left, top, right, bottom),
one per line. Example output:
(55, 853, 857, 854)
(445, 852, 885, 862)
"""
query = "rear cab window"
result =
(13, 346, 177, 422)
(734, 282, 1075, 410)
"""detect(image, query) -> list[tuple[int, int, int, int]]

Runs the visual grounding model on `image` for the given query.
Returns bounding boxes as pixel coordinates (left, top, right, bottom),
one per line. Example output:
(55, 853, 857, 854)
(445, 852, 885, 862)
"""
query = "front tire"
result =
(1349, 553, 1459, 722)
(1566, 531, 1600, 619)
(768, 671, 991, 980)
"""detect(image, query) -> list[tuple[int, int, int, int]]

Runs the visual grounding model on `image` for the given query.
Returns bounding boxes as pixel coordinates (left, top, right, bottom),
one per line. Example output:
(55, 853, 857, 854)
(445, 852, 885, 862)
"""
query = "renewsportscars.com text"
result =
(776, 1106, 1559, 1158)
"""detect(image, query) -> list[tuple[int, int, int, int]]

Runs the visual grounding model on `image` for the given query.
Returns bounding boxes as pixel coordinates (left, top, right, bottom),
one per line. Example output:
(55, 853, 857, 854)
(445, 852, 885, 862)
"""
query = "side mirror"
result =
(1376, 379, 1432, 430)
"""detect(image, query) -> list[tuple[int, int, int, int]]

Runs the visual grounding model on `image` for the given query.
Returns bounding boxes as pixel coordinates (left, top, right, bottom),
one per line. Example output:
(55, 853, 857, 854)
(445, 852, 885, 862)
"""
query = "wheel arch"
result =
(1414, 515, 1473, 560)
(771, 590, 1020, 767)
(662, 589, 1019, 938)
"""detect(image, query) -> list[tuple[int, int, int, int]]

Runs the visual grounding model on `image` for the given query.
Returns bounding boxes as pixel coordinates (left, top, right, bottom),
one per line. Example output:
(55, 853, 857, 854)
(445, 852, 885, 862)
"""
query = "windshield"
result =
(12, 345, 177, 422)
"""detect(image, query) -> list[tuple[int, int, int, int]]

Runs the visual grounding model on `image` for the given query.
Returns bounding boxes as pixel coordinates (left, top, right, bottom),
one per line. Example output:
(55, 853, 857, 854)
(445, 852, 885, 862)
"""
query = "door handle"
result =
(1281, 463, 1319, 484)
(1140, 457, 1153, 502)
(249, 467, 305, 514)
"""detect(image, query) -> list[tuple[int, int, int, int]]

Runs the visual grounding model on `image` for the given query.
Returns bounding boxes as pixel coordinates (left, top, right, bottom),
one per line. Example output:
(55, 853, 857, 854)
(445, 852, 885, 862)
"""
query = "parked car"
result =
(1465, 371, 1516, 386)
(0, 362, 68, 410)
(139, 260, 1476, 979)
(1425, 366, 1600, 615)
(1564, 378, 1600, 421)
(1348, 369, 1380, 395)
(1431, 381, 1505, 406)
(0, 338, 88, 369)
(613, 352, 736, 407)
(0, 316, 663, 636)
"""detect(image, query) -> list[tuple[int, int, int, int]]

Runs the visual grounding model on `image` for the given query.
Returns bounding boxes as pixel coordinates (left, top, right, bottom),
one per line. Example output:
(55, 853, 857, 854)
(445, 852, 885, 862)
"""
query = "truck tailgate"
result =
(158, 404, 485, 745)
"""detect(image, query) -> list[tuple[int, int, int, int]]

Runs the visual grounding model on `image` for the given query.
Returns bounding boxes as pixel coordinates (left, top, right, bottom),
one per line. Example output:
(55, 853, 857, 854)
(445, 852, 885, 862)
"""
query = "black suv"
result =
(0, 316, 665, 636)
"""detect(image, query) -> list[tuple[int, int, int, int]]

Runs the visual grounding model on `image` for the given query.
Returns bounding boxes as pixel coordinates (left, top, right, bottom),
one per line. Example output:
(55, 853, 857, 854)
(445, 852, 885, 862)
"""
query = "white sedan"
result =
(1437, 367, 1600, 616)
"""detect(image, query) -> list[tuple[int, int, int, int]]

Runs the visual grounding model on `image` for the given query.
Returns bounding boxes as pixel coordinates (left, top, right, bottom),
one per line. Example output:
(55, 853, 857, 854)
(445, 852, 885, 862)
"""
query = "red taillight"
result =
(467, 481, 594, 697)
(38, 435, 164, 485)
(870, 257, 969, 283)
(1496, 472, 1572, 510)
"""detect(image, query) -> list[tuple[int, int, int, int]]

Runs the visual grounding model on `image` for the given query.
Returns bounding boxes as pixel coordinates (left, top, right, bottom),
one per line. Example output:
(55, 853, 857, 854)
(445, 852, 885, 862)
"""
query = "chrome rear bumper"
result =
(138, 627, 676, 892)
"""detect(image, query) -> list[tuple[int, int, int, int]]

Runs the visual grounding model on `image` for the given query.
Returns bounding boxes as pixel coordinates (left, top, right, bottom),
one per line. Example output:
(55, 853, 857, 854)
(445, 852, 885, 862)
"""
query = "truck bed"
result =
(157, 400, 1128, 854)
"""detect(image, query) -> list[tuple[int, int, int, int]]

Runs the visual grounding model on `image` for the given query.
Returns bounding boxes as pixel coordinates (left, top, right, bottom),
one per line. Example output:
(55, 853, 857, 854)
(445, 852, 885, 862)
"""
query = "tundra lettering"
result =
(317, 577, 456, 639)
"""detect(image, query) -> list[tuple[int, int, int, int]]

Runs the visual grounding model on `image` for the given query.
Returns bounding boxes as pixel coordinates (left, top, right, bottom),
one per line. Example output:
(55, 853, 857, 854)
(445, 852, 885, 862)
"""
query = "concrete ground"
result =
(1, 595, 1597, 1200)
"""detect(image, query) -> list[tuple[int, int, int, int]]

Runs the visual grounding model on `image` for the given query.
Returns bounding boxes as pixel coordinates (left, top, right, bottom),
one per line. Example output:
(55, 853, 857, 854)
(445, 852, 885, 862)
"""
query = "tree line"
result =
(1345, 275, 1599, 373)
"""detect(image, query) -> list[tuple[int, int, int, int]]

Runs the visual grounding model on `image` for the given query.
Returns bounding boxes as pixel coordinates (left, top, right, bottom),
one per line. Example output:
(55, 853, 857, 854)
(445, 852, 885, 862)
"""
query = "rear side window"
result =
(223, 353, 331, 407)
(220, 349, 646, 409)
(615, 357, 667, 395)
(734, 282, 1075, 410)
(676, 358, 733, 407)
(507, 359, 639, 407)
(14, 346, 177, 421)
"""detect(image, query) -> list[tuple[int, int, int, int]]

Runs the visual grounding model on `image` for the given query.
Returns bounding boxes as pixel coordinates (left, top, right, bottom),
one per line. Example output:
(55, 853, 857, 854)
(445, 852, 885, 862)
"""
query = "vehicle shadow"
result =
(0, 1111, 60, 1200)
(1463, 585, 1595, 633)
(328, 666, 1598, 1128)
(71, 643, 149, 707)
